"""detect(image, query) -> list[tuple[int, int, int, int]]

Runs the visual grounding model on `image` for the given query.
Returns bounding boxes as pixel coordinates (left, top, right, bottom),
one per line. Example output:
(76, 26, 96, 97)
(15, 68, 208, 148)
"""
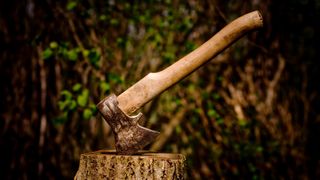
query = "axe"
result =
(97, 11, 263, 154)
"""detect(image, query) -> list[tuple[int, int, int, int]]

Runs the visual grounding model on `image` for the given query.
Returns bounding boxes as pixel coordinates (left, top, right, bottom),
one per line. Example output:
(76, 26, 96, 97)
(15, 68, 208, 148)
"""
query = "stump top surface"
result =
(82, 150, 184, 160)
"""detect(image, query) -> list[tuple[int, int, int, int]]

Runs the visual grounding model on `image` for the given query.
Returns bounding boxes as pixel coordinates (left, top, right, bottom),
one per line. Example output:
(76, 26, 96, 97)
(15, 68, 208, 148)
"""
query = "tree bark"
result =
(74, 150, 186, 180)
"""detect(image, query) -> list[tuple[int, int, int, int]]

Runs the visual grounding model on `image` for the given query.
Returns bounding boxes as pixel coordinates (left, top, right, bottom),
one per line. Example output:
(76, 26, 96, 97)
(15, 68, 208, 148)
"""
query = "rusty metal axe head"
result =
(97, 94, 159, 155)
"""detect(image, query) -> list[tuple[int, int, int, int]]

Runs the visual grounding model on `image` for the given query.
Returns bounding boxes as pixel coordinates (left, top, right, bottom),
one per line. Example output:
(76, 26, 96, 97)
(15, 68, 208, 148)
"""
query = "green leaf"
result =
(58, 101, 67, 111)
(216, 118, 224, 125)
(83, 108, 93, 120)
(138, 15, 146, 23)
(59, 47, 68, 57)
(60, 90, 72, 100)
(99, 15, 107, 21)
(185, 41, 197, 52)
(212, 93, 221, 100)
(110, 18, 119, 26)
(89, 104, 98, 115)
(67, 1, 77, 10)
(67, 49, 78, 61)
(99, 82, 110, 93)
(74, 47, 81, 53)
(42, 48, 53, 59)
(88, 50, 100, 67)
(50, 41, 58, 49)
(154, 34, 163, 44)
(82, 89, 89, 97)
(256, 146, 263, 153)
(77, 89, 89, 107)
(208, 109, 218, 118)
(175, 99, 182, 106)
(58, 98, 76, 111)
(72, 83, 82, 92)
(238, 119, 247, 127)
(116, 38, 124, 47)
(82, 49, 90, 57)
(77, 96, 87, 107)
(68, 100, 77, 110)
(108, 73, 123, 83)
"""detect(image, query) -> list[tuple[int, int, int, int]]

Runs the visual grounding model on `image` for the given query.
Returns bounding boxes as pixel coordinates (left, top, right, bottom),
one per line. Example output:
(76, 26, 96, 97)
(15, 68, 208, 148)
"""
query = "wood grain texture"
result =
(117, 11, 263, 115)
(74, 150, 186, 180)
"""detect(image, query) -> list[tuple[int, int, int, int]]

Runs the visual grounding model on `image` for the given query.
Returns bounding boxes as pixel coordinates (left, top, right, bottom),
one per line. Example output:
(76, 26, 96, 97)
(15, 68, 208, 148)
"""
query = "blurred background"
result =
(0, 0, 319, 179)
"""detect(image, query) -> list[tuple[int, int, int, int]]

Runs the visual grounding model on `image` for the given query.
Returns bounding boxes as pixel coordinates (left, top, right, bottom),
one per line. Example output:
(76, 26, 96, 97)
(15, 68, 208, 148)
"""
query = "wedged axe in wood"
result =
(97, 11, 263, 154)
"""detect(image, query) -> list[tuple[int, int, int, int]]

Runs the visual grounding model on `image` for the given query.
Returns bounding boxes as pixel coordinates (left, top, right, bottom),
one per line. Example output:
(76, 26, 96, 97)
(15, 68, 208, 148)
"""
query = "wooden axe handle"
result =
(117, 11, 263, 115)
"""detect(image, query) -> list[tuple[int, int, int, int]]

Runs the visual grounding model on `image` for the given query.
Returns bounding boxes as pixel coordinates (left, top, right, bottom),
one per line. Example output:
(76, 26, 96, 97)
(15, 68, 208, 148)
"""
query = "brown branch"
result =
(150, 108, 187, 151)
(63, 12, 84, 50)
(265, 55, 285, 108)
(227, 84, 246, 120)
(37, 46, 47, 176)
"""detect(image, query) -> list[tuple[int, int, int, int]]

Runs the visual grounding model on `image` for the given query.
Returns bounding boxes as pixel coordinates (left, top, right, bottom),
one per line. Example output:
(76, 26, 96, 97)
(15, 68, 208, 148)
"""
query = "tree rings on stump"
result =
(74, 150, 186, 179)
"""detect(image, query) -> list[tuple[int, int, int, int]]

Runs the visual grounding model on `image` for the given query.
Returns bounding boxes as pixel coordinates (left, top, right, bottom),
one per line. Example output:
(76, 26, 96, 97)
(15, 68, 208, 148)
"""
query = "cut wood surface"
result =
(74, 150, 186, 180)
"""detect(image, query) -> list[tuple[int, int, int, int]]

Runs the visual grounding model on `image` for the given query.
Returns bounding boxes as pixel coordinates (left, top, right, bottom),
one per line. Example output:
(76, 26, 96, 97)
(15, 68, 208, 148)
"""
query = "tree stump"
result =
(74, 150, 186, 180)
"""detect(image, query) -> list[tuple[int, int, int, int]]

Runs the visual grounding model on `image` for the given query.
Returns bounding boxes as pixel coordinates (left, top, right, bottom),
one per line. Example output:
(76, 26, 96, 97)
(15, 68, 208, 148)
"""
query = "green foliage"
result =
(99, 15, 107, 21)
(49, 41, 58, 49)
(215, 118, 224, 125)
(89, 104, 97, 114)
(77, 89, 89, 107)
(238, 119, 247, 127)
(66, 49, 79, 61)
(82, 49, 90, 57)
(208, 109, 219, 118)
(83, 108, 93, 120)
(58, 99, 76, 111)
(43, 42, 94, 62)
(110, 19, 119, 26)
(61, 90, 72, 100)
(66, 1, 77, 10)
(99, 82, 110, 93)
(116, 38, 125, 48)
(88, 49, 100, 67)
(72, 83, 82, 92)
(58, 90, 76, 111)
(108, 73, 123, 84)
(68, 100, 77, 110)
(42, 48, 53, 59)
(163, 51, 175, 62)
(184, 41, 197, 53)
(57, 84, 96, 122)
(212, 93, 221, 100)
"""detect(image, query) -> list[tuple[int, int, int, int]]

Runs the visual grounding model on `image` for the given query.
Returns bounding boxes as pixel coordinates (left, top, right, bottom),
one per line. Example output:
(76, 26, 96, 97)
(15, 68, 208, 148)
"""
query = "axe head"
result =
(97, 94, 159, 155)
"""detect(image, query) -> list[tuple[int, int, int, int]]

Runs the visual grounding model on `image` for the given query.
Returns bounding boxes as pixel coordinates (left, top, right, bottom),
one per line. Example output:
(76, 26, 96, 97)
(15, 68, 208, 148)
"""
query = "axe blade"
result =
(97, 94, 159, 155)
(115, 124, 159, 155)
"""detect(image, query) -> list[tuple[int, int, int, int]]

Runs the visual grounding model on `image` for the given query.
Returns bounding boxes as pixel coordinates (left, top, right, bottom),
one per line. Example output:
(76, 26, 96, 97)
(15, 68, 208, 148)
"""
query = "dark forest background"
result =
(0, 0, 319, 179)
